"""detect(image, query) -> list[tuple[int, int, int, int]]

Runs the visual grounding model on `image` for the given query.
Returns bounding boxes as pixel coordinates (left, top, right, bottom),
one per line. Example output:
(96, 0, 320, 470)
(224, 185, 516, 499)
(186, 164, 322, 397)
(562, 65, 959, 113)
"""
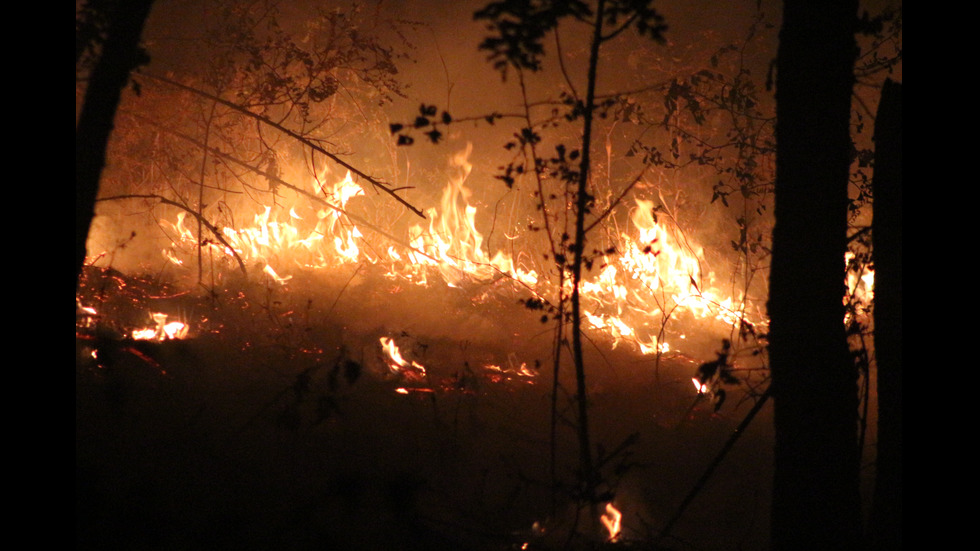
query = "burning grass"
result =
(79, 19, 775, 544)
(78, 125, 777, 548)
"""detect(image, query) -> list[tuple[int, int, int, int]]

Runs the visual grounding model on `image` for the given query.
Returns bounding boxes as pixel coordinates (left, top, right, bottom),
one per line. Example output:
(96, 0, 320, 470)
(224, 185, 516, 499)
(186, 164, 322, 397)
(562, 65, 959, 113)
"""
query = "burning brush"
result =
(692, 339, 739, 412)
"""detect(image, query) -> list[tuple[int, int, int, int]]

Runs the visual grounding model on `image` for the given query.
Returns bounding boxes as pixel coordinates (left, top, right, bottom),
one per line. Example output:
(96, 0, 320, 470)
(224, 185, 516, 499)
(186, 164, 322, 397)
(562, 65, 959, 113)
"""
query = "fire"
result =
(601, 502, 622, 542)
(844, 250, 875, 324)
(577, 198, 760, 353)
(149, 145, 760, 356)
(132, 312, 188, 341)
(484, 355, 537, 384)
(400, 143, 539, 288)
(379, 337, 426, 378)
(162, 169, 372, 277)
(262, 264, 292, 285)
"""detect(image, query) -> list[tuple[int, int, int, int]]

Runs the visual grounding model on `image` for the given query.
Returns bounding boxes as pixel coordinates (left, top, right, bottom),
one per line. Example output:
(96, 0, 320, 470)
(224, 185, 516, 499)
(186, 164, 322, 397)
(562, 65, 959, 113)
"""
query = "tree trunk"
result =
(76, 0, 155, 289)
(769, 1, 862, 549)
(869, 78, 902, 551)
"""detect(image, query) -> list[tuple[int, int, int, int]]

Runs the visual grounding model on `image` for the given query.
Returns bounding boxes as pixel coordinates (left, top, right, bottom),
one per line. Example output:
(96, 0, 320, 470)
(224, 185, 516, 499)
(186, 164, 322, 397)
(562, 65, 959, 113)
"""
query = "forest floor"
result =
(76, 266, 774, 551)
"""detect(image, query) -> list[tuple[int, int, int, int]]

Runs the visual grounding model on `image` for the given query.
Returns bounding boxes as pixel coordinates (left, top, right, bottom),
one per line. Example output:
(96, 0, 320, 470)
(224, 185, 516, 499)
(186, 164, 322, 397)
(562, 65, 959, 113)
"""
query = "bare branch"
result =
(96, 193, 248, 276)
(136, 72, 426, 219)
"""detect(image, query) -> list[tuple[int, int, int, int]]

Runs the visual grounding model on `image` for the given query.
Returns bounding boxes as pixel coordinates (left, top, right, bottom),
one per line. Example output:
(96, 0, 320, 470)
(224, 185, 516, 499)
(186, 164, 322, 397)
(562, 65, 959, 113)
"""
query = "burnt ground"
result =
(76, 266, 774, 551)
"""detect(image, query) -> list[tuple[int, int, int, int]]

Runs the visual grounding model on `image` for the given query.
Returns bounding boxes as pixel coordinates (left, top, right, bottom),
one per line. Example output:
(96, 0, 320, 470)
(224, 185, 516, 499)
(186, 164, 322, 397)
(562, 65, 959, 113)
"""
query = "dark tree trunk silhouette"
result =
(769, 1, 862, 548)
(869, 77, 902, 551)
(569, 0, 607, 508)
(76, 0, 155, 289)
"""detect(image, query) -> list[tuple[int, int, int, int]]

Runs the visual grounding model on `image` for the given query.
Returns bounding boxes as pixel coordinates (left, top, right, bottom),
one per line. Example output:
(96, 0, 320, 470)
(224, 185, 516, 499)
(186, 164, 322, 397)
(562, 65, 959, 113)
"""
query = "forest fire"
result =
(77, 1, 899, 549)
(143, 143, 759, 362)
(131, 312, 188, 341)
(379, 336, 426, 378)
(77, 139, 766, 547)
(601, 502, 623, 542)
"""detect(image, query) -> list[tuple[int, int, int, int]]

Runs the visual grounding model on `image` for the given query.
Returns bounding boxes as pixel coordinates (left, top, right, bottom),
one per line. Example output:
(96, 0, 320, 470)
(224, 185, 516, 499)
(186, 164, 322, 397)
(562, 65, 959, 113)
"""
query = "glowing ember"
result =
(394, 387, 434, 394)
(692, 377, 709, 394)
(484, 357, 537, 384)
(601, 502, 622, 542)
(76, 301, 99, 330)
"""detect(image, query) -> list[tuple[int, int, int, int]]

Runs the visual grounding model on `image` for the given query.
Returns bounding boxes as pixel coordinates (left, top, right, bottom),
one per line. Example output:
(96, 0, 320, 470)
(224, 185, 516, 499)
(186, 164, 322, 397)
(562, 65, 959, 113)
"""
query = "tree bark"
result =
(869, 78, 902, 551)
(769, 1, 862, 549)
(76, 0, 155, 289)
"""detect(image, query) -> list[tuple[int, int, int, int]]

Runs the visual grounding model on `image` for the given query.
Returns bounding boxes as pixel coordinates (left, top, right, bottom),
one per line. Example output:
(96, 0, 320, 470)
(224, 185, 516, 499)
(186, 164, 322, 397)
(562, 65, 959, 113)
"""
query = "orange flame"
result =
(132, 312, 188, 341)
(601, 502, 622, 542)
(577, 198, 759, 353)
(379, 337, 426, 378)
(153, 146, 760, 354)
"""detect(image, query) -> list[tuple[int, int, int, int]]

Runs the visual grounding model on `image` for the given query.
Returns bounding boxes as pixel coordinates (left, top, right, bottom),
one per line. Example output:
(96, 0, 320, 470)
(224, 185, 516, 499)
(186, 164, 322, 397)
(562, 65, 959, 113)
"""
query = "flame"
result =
(262, 264, 292, 285)
(154, 146, 760, 354)
(399, 143, 538, 288)
(379, 337, 426, 378)
(132, 312, 188, 341)
(161, 170, 371, 279)
(601, 502, 622, 542)
(844, 251, 875, 324)
(577, 198, 760, 353)
(484, 355, 537, 384)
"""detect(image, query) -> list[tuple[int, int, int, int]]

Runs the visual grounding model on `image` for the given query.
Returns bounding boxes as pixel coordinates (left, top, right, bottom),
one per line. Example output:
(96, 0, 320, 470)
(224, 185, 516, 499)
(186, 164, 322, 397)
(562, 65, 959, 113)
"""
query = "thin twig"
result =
(135, 72, 426, 219)
(97, 193, 248, 275)
(327, 263, 362, 316)
(584, 165, 650, 234)
(197, 101, 217, 285)
(122, 109, 439, 264)
(658, 386, 772, 541)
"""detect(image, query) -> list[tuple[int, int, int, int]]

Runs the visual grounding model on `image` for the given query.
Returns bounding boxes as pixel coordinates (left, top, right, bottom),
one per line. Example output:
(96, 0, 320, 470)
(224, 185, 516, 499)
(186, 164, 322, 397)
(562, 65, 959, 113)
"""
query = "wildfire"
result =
(401, 143, 539, 288)
(844, 250, 875, 324)
(132, 312, 188, 341)
(379, 337, 426, 378)
(577, 198, 760, 353)
(148, 145, 762, 357)
(601, 502, 623, 542)
(484, 355, 537, 384)
(162, 169, 372, 275)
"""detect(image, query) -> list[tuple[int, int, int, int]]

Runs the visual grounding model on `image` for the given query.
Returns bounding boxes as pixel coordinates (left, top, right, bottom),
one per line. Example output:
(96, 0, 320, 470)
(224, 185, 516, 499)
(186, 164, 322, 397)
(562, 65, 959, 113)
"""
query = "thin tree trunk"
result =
(197, 102, 217, 286)
(869, 77, 902, 551)
(76, 0, 155, 289)
(570, 0, 607, 507)
(769, 1, 862, 548)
